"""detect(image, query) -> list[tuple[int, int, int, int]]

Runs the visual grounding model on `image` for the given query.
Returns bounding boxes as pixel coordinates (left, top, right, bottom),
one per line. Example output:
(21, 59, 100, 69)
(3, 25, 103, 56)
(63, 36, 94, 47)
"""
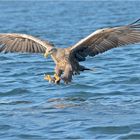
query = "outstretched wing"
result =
(69, 19, 140, 62)
(0, 33, 54, 53)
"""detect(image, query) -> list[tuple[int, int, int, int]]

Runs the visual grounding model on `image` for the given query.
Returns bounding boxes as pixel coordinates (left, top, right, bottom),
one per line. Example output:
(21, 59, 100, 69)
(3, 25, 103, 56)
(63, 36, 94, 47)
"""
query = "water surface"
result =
(0, 1, 140, 139)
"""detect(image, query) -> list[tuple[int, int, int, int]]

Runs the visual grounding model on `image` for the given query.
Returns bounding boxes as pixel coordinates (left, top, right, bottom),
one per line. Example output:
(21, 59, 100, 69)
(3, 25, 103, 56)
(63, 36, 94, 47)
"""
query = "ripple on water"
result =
(118, 133, 140, 140)
(0, 88, 31, 97)
(17, 134, 45, 140)
(0, 125, 12, 131)
(0, 56, 13, 61)
(86, 125, 131, 135)
(0, 100, 32, 105)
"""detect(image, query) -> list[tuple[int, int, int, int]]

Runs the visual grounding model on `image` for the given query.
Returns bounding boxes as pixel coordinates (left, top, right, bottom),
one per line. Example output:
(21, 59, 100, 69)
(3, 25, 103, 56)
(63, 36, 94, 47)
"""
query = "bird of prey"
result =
(0, 19, 140, 84)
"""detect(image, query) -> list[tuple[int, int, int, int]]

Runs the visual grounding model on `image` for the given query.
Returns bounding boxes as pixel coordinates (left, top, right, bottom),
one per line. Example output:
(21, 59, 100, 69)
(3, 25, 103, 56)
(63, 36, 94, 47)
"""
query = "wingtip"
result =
(129, 18, 140, 25)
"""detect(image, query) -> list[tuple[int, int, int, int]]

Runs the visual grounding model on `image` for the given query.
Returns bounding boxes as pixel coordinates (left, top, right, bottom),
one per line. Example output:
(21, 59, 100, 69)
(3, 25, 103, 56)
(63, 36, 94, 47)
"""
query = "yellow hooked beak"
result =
(44, 52, 50, 58)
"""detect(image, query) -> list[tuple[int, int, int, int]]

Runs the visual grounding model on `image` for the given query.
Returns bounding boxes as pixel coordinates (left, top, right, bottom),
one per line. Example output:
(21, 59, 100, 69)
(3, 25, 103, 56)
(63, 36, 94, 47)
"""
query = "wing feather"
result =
(0, 33, 54, 54)
(33, 42, 38, 53)
(20, 40, 26, 52)
(12, 39, 21, 52)
(70, 19, 140, 61)
(4, 40, 12, 52)
(35, 43, 40, 53)
(28, 40, 33, 53)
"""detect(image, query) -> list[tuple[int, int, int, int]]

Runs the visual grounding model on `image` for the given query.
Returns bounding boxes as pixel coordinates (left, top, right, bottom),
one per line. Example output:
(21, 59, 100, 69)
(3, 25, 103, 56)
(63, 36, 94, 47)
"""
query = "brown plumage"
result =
(0, 19, 140, 84)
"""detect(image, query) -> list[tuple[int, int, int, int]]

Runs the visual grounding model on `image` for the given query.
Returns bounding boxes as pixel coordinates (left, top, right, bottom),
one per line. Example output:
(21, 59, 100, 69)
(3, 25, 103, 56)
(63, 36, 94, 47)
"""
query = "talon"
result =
(54, 74, 61, 84)
(44, 75, 54, 83)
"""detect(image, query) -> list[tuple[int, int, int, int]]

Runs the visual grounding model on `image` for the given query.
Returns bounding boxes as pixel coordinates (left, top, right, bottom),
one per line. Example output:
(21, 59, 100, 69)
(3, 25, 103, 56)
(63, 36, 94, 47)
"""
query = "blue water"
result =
(0, 1, 140, 139)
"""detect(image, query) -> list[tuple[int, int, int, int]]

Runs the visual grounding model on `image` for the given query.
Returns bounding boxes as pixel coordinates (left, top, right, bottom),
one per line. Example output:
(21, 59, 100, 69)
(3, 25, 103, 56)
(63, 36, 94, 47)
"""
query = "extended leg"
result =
(62, 65, 73, 84)
(54, 66, 63, 84)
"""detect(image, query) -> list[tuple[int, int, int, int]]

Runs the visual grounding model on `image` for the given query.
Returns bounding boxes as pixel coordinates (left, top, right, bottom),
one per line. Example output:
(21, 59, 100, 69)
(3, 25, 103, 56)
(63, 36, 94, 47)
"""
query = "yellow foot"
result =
(44, 75, 55, 83)
(54, 74, 61, 84)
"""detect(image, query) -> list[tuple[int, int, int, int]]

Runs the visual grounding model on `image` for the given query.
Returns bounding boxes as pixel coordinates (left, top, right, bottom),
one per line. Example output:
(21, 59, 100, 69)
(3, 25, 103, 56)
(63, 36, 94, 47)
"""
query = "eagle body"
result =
(51, 48, 84, 83)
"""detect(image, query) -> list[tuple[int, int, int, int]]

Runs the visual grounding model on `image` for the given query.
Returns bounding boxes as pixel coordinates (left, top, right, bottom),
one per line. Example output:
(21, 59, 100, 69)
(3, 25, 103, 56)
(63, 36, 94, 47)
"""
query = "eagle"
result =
(0, 19, 140, 84)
